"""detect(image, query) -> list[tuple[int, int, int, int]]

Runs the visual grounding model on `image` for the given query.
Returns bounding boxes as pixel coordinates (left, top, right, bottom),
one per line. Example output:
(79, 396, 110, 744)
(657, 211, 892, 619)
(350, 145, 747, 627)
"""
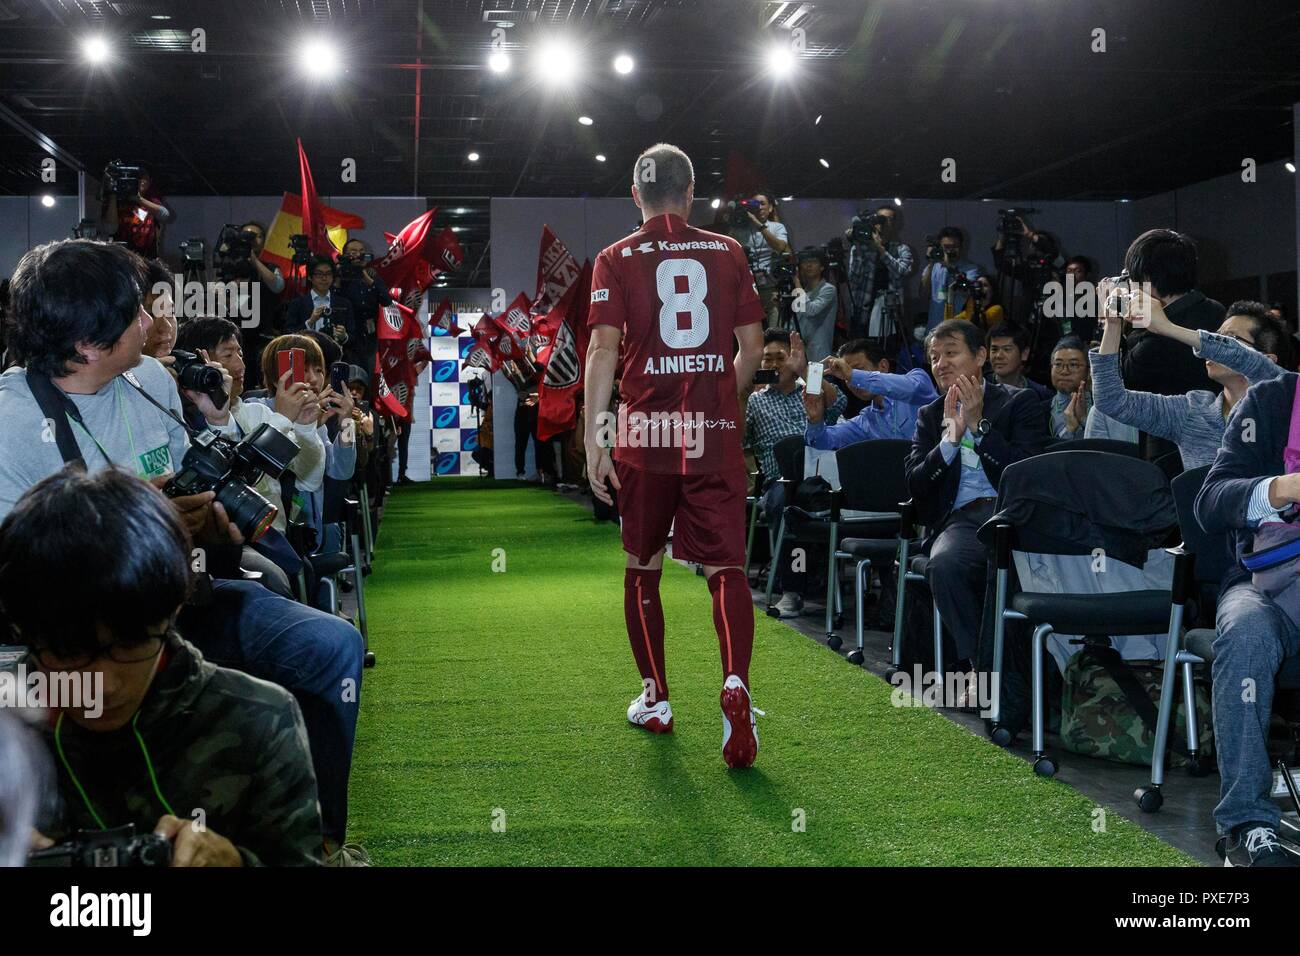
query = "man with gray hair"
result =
(585, 142, 767, 768)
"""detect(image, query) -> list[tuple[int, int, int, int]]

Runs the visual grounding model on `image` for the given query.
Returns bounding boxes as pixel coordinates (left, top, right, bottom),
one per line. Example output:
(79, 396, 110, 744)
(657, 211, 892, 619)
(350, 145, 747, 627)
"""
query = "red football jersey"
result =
(588, 213, 763, 475)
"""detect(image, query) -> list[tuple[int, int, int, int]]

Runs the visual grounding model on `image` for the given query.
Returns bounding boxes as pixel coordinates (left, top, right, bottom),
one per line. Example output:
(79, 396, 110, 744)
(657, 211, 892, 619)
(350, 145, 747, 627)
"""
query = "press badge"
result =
(959, 434, 979, 469)
(138, 444, 171, 479)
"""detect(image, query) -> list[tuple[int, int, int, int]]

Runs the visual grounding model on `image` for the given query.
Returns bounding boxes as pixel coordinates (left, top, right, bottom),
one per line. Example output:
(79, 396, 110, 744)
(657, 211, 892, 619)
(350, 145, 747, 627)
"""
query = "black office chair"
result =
(830, 439, 913, 665)
(1043, 437, 1142, 457)
(766, 440, 902, 642)
(984, 451, 1188, 778)
(1152, 449, 1185, 485)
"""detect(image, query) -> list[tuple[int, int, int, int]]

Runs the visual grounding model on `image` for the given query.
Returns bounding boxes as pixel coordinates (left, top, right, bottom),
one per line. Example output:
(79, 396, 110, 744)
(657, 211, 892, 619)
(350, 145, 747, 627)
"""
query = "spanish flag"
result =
(262, 191, 365, 275)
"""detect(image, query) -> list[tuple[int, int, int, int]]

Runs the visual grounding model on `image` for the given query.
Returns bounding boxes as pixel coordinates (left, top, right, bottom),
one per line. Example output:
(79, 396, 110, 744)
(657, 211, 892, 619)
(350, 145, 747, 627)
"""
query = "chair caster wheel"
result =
(363, 652, 377, 669)
(884, 666, 899, 682)
(990, 725, 1013, 748)
(1032, 755, 1057, 777)
(847, 649, 864, 666)
(827, 635, 842, 651)
(1134, 786, 1163, 812)
(1185, 754, 1210, 777)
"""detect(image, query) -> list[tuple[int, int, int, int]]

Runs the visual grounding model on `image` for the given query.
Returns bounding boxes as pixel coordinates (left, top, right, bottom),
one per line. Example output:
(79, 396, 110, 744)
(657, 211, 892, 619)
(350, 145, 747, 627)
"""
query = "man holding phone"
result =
(282, 256, 356, 356)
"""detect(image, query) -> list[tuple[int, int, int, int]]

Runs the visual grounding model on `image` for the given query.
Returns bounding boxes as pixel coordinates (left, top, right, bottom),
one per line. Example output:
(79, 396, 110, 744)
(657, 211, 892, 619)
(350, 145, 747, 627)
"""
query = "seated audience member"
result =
(953, 274, 1004, 330)
(985, 322, 1053, 400)
(1092, 297, 1286, 469)
(255, 335, 357, 552)
(174, 318, 327, 535)
(1120, 229, 1225, 398)
(806, 338, 938, 447)
(1195, 364, 1300, 867)
(791, 247, 838, 365)
(282, 255, 356, 348)
(1046, 335, 1092, 441)
(142, 259, 177, 360)
(745, 330, 845, 619)
(0, 240, 364, 861)
(905, 320, 1048, 668)
(0, 468, 324, 866)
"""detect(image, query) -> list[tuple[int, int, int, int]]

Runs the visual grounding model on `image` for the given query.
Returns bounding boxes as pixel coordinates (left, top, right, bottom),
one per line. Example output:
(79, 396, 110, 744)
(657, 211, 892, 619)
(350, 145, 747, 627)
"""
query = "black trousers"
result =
(925, 499, 997, 662)
(514, 402, 555, 477)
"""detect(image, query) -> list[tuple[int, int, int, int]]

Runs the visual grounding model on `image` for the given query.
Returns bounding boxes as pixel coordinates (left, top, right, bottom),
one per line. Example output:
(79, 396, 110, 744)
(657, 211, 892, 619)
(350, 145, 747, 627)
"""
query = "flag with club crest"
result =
(376, 299, 430, 416)
(373, 207, 439, 300)
(533, 225, 582, 314)
(488, 292, 533, 356)
(536, 258, 594, 440)
(430, 227, 465, 275)
(372, 351, 410, 421)
(464, 315, 503, 372)
(428, 297, 463, 337)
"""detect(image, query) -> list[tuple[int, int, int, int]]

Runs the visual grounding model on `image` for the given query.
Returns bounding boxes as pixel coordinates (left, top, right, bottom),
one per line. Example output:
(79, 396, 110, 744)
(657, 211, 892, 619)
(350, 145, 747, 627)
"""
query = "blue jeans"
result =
(179, 579, 364, 844)
(1212, 582, 1300, 835)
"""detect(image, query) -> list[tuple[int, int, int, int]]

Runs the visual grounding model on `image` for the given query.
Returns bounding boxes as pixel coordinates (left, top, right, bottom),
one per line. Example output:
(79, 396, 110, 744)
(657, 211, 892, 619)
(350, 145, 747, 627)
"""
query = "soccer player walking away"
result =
(584, 143, 766, 768)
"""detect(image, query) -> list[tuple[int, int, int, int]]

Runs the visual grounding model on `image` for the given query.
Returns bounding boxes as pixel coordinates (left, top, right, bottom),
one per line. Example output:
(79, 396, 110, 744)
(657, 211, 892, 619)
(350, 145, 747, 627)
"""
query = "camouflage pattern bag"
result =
(1060, 644, 1213, 768)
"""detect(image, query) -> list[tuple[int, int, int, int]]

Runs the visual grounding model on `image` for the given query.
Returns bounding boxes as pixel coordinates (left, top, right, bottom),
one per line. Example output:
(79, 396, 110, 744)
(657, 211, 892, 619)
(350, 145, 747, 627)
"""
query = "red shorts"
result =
(616, 461, 747, 567)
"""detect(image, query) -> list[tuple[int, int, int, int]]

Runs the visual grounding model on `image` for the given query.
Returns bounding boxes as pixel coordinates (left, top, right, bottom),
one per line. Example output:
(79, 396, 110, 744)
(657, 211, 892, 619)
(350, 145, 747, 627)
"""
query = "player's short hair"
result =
(632, 143, 694, 209)
(763, 328, 791, 348)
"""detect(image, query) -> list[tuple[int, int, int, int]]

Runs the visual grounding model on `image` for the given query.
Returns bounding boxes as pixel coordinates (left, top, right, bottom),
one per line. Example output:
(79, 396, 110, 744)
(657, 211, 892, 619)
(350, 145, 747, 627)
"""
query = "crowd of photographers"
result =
(0, 218, 419, 866)
(740, 213, 1300, 866)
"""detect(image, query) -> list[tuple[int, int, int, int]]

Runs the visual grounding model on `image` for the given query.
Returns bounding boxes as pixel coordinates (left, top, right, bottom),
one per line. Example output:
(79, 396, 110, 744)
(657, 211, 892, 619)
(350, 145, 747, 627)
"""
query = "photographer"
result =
(101, 166, 171, 259)
(337, 238, 392, 373)
(734, 191, 790, 327)
(791, 246, 838, 363)
(282, 255, 356, 350)
(952, 273, 1004, 331)
(920, 227, 979, 331)
(1, 240, 364, 862)
(1, 468, 324, 866)
(844, 204, 914, 340)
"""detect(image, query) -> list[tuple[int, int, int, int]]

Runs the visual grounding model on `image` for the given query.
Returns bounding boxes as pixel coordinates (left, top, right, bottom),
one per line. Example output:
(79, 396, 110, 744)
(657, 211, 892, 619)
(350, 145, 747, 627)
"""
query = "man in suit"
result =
(1195, 371, 1300, 866)
(282, 255, 356, 362)
(905, 319, 1048, 667)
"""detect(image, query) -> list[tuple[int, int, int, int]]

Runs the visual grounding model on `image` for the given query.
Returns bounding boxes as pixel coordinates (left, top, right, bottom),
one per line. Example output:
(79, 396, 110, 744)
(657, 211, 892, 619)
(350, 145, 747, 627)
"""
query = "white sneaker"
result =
(627, 690, 673, 734)
(721, 675, 764, 769)
(770, 592, 803, 619)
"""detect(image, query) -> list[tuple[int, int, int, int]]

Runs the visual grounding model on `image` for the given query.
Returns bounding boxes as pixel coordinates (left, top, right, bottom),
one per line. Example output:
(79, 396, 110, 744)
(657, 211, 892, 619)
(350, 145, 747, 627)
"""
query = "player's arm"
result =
(584, 323, 623, 506)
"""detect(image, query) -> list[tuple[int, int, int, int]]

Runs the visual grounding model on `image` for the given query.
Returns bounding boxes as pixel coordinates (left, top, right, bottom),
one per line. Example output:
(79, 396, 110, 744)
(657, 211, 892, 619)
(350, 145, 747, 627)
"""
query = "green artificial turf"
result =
(349, 478, 1194, 866)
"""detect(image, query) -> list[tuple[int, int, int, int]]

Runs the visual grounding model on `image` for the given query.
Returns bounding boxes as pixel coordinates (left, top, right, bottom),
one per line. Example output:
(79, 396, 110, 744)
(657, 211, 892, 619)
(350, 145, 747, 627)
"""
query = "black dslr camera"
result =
(924, 235, 946, 263)
(849, 210, 889, 243)
(164, 423, 299, 543)
(170, 349, 228, 410)
(102, 160, 142, 202)
(338, 251, 373, 282)
(29, 824, 171, 868)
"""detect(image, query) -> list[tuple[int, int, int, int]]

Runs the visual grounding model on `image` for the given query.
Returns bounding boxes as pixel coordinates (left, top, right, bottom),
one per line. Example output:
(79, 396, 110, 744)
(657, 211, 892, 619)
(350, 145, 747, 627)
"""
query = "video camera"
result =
(949, 272, 981, 297)
(213, 224, 261, 281)
(997, 207, 1038, 260)
(338, 252, 373, 283)
(28, 824, 171, 868)
(824, 236, 846, 274)
(164, 422, 299, 543)
(724, 197, 763, 229)
(101, 160, 142, 203)
(849, 209, 890, 243)
(287, 233, 313, 266)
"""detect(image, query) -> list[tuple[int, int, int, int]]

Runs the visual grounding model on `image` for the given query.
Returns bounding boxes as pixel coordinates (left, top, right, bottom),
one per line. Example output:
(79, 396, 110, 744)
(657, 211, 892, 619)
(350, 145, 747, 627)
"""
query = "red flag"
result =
(377, 300, 430, 402)
(373, 352, 410, 421)
(429, 227, 464, 274)
(489, 292, 532, 354)
(261, 192, 364, 276)
(429, 298, 463, 337)
(466, 314, 504, 372)
(531, 272, 582, 367)
(537, 258, 593, 440)
(533, 225, 581, 314)
(297, 139, 333, 257)
(373, 208, 439, 298)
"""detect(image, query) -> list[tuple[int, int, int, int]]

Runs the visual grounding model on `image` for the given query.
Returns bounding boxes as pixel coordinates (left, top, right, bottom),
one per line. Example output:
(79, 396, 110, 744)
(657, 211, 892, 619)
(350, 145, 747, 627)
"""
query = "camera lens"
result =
(215, 480, 278, 543)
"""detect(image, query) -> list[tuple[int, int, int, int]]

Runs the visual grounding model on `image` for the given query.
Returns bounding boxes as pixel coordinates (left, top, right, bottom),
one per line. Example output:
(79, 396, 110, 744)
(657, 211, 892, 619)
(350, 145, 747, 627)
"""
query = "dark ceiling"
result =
(3, 0, 1300, 285)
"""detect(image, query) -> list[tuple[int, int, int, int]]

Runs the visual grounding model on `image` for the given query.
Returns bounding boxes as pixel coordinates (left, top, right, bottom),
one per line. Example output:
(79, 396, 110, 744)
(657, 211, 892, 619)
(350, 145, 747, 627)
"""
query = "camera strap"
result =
(26, 371, 89, 469)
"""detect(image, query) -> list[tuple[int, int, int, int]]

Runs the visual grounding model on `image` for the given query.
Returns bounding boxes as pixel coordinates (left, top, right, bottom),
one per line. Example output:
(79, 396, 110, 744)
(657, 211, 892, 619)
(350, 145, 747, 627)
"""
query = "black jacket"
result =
(1195, 371, 1299, 591)
(282, 290, 356, 342)
(906, 380, 1048, 543)
(1122, 290, 1224, 397)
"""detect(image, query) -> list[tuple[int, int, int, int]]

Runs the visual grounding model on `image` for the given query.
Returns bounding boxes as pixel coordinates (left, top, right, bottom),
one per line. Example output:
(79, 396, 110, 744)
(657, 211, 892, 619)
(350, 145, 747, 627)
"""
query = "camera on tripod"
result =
(997, 207, 1037, 259)
(724, 197, 762, 228)
(287, 233, 313, 266)
(163, 422, 299, 543)
(824, 236, 846, 274)
(338, 252, 373, 282)
(101, 160, 142, 203)
(28, 824, 171, 868)
(213, 224, 261, 281)
(770, 257, 796, 296)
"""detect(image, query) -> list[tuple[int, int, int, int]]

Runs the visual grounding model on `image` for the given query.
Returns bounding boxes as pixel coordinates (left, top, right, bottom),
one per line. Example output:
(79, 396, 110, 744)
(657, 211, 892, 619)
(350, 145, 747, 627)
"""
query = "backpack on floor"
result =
(1060, 644, 1214, 768)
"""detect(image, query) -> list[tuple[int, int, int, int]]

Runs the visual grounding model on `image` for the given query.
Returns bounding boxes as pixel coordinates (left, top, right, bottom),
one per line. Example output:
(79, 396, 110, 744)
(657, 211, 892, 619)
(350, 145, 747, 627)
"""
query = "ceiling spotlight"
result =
(488, 51, 510, 73)
(814, 114, 822, 125)
(818, 158, 830, 169)
(467, 151, 480, 162)
(595, 154, 606, 162)
(40, 195, 55, 208)
(534, 38, 580, 84)
(766, 44, 796, 78)
(81, 35, 110, 64)
(299, 38, 340, 78)
(710, 198, 721, 209)
(893, 197, 903, 206)
(578, 115, 594, 126)
(613, 53, 634, 75)
(451, 226, 461, 232)
(780, 196, 794, 202)
(1288, 162, 1297, 174)
(454, 207, 468, 214)
(150, 14, 171, 21)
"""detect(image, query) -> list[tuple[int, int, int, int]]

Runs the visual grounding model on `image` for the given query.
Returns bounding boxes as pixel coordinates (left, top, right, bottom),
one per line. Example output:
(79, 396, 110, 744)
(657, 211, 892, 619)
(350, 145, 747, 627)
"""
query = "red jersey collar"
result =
(641, 213, 687, 233)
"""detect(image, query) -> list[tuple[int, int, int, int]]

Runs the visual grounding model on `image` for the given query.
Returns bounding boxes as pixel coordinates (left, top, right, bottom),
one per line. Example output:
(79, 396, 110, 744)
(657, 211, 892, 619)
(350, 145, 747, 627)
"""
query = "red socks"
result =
(708, 568, 753, 687)
(624, 568, 668, 702)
